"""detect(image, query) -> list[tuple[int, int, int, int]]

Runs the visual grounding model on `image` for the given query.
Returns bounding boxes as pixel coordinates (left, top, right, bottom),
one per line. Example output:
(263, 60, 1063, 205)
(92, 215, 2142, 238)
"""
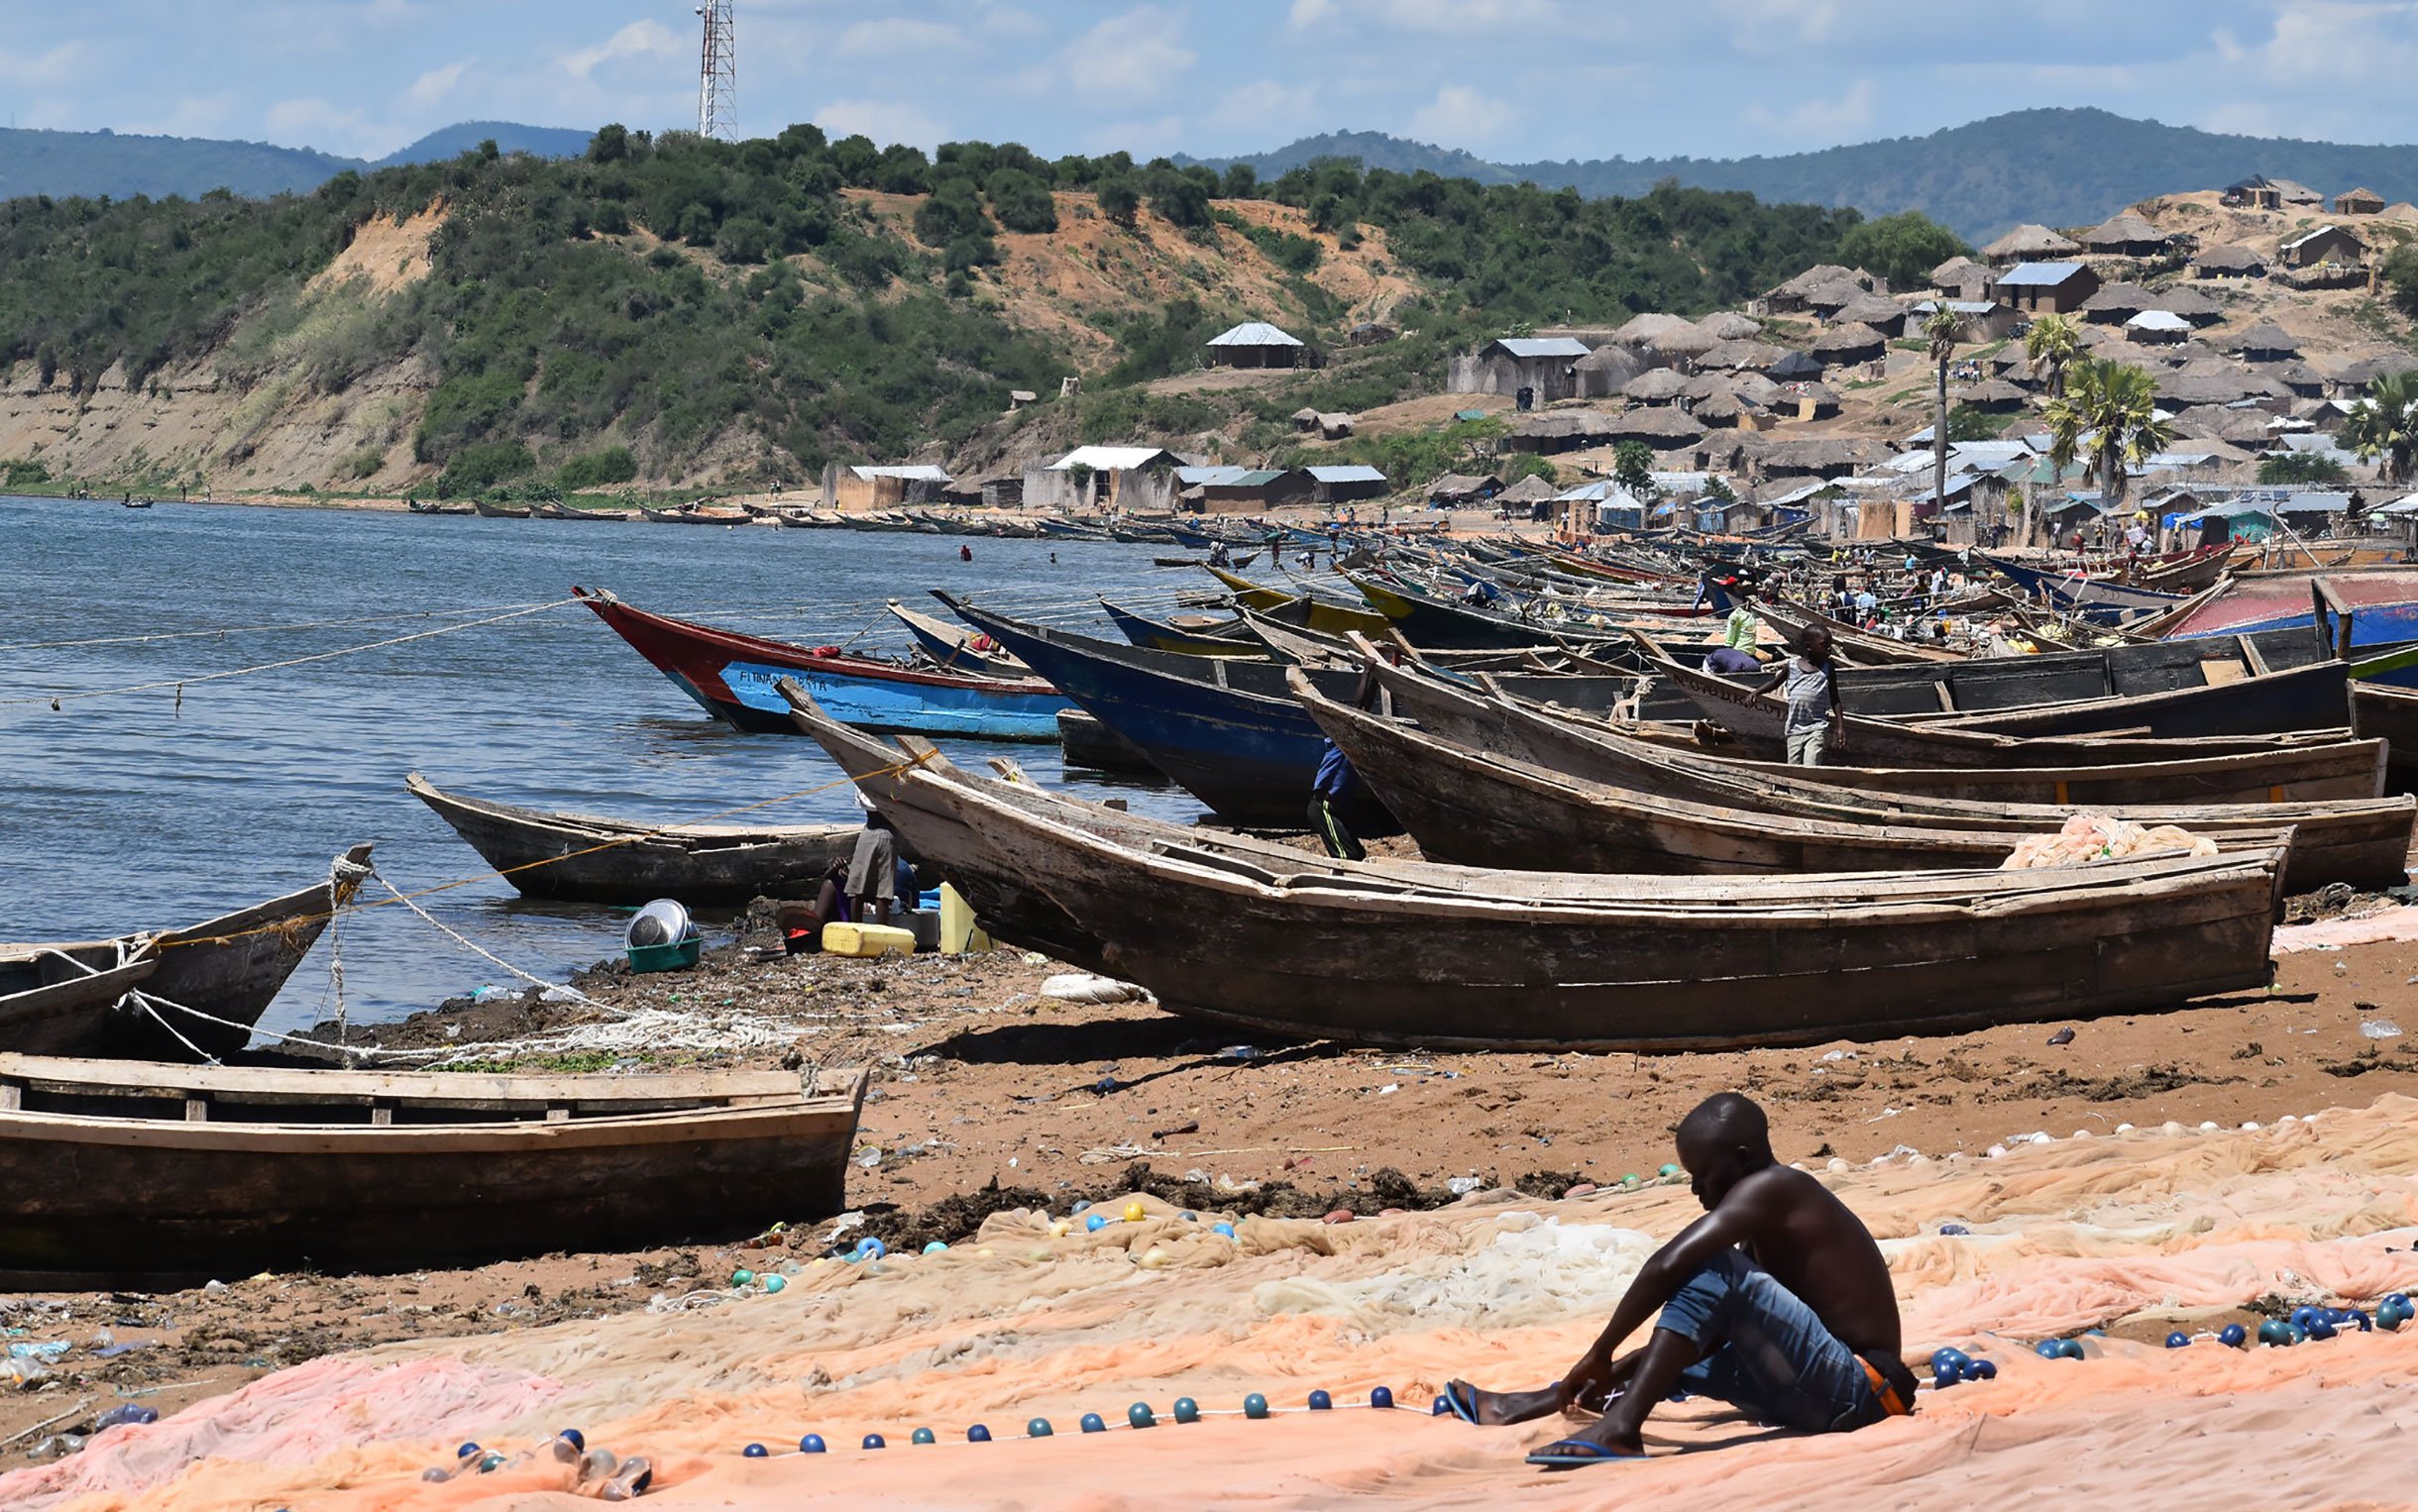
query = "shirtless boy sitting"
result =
(1445, 1092, 1916, 1467)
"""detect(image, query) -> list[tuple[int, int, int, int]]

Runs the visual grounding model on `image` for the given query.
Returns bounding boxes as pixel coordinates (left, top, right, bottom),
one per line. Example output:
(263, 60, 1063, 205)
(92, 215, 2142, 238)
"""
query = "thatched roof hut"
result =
(2232, 321, 2302, 360)
(1698, 338, 1788, 372)
(1649, 323, 1719, 358)
(1694, 311, 1763, 341)
(1981, 224, 2081, 265)
(2191, 243, 2266, 277)
(2337, 187, 2385, 216)
(1690, 389, 1759, 427)
(1831, 292, 1908, 334)
(1929, 255, 1996, 292)
(2077, 212, 2171, 256)
(1425, 473, 1500, 502)
(2077, 281, 2155, 321)
(1809, 324, 1887, 361)
(1767, 350, 1824, 381)
(1572, 343, 1648, 396)
(1611, 312, 1689, 345)
(1622, 369, 1691, 403)
(1494, 473, 1560, 505)
(2148, 286, 2224, 324)
(1606, 406, 1705, 445)
(1680, 371, 1734, 400)
(2331, 353, 2418, 388)
(2167, 404, 2274, 444)
(1729, 373, 1785, 407)
(1957, 378, 2031, 410)
(2157, 371, 2258, 405)
(1802, 280, 1870, 317)
(2126, 309, 2193, 344)
(1765, 264, 1863, 308)
(1504, 410, 1619, 450)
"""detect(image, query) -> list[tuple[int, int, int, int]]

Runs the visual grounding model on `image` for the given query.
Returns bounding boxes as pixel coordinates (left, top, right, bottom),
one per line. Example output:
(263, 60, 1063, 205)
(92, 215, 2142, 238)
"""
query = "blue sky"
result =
(3, 1, 2416, 162)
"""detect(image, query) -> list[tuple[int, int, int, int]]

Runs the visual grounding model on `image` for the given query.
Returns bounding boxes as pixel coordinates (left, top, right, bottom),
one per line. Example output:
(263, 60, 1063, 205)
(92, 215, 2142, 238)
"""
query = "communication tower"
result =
(695, 1, 736, 141)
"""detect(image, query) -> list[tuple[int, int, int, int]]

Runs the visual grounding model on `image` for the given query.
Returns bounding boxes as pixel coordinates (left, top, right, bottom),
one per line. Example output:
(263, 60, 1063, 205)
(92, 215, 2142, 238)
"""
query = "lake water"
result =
(0, 496, 1213, 1037)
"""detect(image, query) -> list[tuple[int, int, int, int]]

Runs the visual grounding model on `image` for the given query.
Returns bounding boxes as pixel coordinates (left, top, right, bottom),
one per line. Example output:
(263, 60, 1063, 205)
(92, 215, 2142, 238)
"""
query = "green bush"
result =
(434, 440, 535, 496)
(557, 445, 637, 488)
(340, 445, 385, 480)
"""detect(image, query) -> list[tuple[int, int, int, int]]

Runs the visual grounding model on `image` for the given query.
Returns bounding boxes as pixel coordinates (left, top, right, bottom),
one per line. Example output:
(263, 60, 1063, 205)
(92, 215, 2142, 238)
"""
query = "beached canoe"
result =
(472, 500, 533, 519)
(785, 690, 2283, 1053)
(1096, 599, 1264, 657)
(534, 501, 633, 521)
(1632, 636, 2357, 768)
(1325, 663, 2408, 892)
(405, 500, 475, 515)
(0, 846, 372, 1062)
(405, 774, 859, 905)
(1367, 657, 2389, 808)
(640, 505, 751, 525)
(1978, 553, 2197, 624)
(0, 1056, 865, 1285)
(2163, 569, 2418, 680)
(577, 587, 1069, 739)
(1204, 566, 1393, 637)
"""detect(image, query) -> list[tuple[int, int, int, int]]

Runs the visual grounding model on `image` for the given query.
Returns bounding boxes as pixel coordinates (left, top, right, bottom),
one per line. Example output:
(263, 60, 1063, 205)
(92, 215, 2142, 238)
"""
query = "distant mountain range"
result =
(0, 121, 594, 201)
(1185, 109, 2418, 242)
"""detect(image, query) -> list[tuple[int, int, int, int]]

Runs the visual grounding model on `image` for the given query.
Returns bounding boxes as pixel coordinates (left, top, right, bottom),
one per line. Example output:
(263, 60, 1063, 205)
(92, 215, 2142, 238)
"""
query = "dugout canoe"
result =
(471, 499, 533, 519)
(1291, 670, 2312, 880)
(577, 587, 1069, 739)
(1204, 566, 1393, 637)
(1632, 635, 2356, 768)
(884, 597, 1033, 679)
(787, 690, 2284, 1052)
(405, 774, 860, 905)
(405, 499, 475, 515)
(1979, 553, 2195, 623)
(1366, 656, 2388, 808)
(1342, 661, 2405, 891)
(0, 846, 372, 1062)
(1097, 598, 1264, 657)
(0, 1056, 865, 1285)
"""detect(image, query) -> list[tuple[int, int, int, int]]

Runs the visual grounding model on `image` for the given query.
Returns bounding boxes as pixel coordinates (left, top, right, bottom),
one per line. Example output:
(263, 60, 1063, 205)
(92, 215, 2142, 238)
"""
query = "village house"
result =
(822, 463, 954, 512)
(1305, 464, 1388, 504)
(2278, 224, 2366, 270)
(1995, 261, 2101, 314)
(1979, 224, 2081, 268)
(2077, 280, 2155, 323)
(1928, 256, 1999, 302)
(1446, 336, 1594, 402)
(1024, 445, 1184, 513)
(1204, 321, 1311, 370)
(2077, 212, 2175, 260)
(2191, 243, 2267, 278)
(2335, 187, 2386, 216)
(1192, 467, 1313, 512)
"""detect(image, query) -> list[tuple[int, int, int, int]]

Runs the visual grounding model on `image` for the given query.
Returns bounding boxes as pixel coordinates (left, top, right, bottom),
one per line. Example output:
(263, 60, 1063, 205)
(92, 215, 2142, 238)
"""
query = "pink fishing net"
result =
(22, 1096, 2418, 1510)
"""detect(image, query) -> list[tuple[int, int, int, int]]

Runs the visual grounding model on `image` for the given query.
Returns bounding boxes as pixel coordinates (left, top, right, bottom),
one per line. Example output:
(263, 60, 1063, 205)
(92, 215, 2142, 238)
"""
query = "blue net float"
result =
(1963, 1358, 1997, 1380)
(1171, 1397, 1201, 1424)
(800, 1435, 826, 1454)
(923, 1242, 948, 1255)
(556, 1430, 585, 1454)
(1244, 1393, 1269, 1420)
(2165, 1332, 2191, 1349)
(1431, 1395, 1452, 1416)
(763, 1275, 786, 1293)
(1213, 1222, 1237, 1239)
(1928, 1348, 1969, 1373)
(1128, 1403, 1156, 1429)
(967, 1425, 992, 1443)
(1371, 1386, 1394, 1409)
(862, 1433, 887, 1450)
(1079, 1413, 1107, 1434)
(1085, 1214, 1109, 1233)
(742, 1444, 767, 1458)
(2218, 1324, 2247, 1348)
(1307, 1390, 1332, 1411)
(732, 1268, 755, 1286)
(1026, 1419, 1053, 1439)
(910, 1427, 936, 1445)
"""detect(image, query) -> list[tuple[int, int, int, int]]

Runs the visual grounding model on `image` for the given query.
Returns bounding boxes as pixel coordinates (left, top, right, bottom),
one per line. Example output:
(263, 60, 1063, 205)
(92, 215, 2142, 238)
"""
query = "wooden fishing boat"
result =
(405, 774, 858, 905)
(2130, 543, 2235, 594)
(0, 846, 372, 1062)
(1097, 599, 1264, 657)
(1338, 662, 2407, 891)
(1350, 572, 1704, 650)
(577, 587, 1069, 739)
(1752, 597, 1964, 665)
(2164, 569, 2418, 679)
(1206, 567, 1393, 637)
(472, 500, 533, 519)
(405, 499, 475, 515)
(1979, 552, 2193, 624)
(121, 497, 154, 509)
(0, 1056, 865, 1285)
(641, 505, 750, 525)
(1632, 636, 2354, 768)
(1057, 708, 1159, 774)
(885, 597, 1032, 679)
(534, 501, 633, 521)
(1367, 656, 2389, 808)
(782, 687, 2283, 1053)
(2353, 681, 2418, 791)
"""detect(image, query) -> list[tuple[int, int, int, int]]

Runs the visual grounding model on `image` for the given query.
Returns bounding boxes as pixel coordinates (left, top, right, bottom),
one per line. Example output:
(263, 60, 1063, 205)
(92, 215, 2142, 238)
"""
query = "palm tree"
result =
(2345, 371, 2418, 485)
(1923, 304, 1961, 515)
(2043, 358, 2171, 518)
(2025, 313, 2081, 398)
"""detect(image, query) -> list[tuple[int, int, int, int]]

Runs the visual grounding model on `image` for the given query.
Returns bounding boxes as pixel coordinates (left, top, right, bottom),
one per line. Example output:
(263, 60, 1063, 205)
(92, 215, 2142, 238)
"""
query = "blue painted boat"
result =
(577, 588, 1069, 739)
(1978, 553, 2190, 624)
(1096, 599, 1263, 657)
(2165, 570, 2418, 689)
(884, 597, 1034, 679)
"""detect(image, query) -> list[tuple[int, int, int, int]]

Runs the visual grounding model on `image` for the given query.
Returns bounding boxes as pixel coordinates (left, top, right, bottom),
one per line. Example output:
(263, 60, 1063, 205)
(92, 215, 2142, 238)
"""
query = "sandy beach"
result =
(10, 897, 2418, 1502)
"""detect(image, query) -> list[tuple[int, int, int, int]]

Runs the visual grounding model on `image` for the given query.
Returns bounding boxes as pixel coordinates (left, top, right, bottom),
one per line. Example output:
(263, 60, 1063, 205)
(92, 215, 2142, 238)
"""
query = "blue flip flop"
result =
(1525, 1439, 1645, 1470)
(1440, 1381, 1483, 1425)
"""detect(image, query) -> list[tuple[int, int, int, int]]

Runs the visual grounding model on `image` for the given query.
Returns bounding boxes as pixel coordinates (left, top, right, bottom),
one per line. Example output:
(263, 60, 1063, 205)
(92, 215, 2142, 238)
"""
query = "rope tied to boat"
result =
(1, 598, 583, 709)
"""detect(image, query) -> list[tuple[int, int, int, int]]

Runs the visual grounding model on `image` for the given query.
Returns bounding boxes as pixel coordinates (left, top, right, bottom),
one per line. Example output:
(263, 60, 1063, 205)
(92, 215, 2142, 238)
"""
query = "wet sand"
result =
(10, 907, 2418, 1472)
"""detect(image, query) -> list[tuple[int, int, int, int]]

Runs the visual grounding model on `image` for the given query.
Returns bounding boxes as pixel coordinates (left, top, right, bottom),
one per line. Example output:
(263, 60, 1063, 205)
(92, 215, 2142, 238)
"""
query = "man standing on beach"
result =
(1444, 1093, 1914, 1467)
(1755, 627, 1845, 765)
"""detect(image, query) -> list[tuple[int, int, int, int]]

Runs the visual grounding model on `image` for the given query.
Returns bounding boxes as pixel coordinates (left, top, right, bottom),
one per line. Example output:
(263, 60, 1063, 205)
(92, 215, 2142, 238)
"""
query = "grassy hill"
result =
(0, 128, 1873, 497)
(0, 121, 592, 202)
(1193, 109, 2418, 242)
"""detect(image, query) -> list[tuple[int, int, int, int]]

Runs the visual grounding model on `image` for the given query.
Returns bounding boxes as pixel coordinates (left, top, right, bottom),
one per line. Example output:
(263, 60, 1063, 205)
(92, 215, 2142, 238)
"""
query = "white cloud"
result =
(563, 20, 682, 82)
(815, 97, 949, 149)
(1409, 82, 1503, 145)
(0, 43, 82, 86)
(1203, 78, 1319, 134)
(1321, 0, 1562, 36)
(264, 96, 382, 156)
(1744, 76, 1878, 146)
(400, 58, 470, 111)
(1288, 0, 1338, 25)
(1031, 5, 1196, 104)
(833, 18, 967, 56)
(122, 93, 242, 140)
